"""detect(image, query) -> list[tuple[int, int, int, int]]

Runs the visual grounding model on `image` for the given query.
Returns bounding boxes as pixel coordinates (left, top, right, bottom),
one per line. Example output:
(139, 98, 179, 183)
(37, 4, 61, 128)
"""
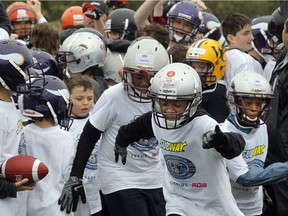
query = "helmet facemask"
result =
(184, 59, 215, 88)
(149, 62, 203, 130)
(151, 94, 202, 130)
(123, 67, 156, 103)
(229, 95, 272, 127)
(167, 17, 199, 45)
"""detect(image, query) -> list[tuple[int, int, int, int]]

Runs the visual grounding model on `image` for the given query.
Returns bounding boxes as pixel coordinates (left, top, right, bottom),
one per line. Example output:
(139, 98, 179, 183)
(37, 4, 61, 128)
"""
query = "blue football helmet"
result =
(0, 40, 36, 93)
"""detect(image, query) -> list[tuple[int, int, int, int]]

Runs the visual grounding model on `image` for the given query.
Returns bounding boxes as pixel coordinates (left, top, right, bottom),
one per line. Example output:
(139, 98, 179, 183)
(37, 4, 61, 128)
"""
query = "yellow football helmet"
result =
(184, 39, 226, 87)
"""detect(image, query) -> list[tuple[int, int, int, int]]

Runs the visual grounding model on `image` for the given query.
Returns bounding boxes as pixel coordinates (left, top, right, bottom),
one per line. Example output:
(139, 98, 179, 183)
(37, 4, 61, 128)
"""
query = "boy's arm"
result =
(70, 120, 102, 178)
(115, 111, 154, 165)
(237, 162, 288, 187)
(116, 111, 154, 148)
(133, 0, 160, 29)
(203, 125, 245, 159)
(59, 120, 102, 213)
(27, 0, 47, 23)
(217, 131, 245, 159)
(0, 176, 16, 199)
(0, 0, 12, 39)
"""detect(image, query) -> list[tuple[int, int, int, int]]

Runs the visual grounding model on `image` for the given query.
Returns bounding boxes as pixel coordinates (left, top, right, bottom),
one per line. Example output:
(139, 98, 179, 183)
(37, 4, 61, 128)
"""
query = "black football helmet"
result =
(103, 8, 137, 41)
(268, 7, 285, 44)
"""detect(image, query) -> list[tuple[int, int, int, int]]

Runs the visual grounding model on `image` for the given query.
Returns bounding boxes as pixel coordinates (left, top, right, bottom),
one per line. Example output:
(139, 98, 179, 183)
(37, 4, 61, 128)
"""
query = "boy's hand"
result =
(58, 176, 86, 213)
(202, 125, 225, 149)
(15, 178, 35, 191)
(82, 3, 100, 20)
(115, 143, 127, 165)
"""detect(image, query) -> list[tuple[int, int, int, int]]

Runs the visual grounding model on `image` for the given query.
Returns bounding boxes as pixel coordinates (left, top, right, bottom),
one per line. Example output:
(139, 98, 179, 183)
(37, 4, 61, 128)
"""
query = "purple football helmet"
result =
(166, 1, 202, 44)
(252, 15, 279, 60)
(0, 40, 36, 93)
(18, 75, 73, 130)
(31, 50, 66, 80)
(199, 12, 226, 46)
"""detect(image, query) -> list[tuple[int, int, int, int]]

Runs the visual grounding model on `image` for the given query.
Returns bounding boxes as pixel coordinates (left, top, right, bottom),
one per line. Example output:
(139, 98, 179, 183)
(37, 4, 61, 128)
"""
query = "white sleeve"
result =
(0, 28, 9, 39)
(226, 155, 249, 182)
(37, 16, 47, 24)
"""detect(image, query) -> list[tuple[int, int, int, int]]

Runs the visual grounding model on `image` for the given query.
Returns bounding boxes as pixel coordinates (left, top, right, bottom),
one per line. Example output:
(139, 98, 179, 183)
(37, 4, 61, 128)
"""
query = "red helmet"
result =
(61, 6, 85, 30)
(6, 2, 36, 22)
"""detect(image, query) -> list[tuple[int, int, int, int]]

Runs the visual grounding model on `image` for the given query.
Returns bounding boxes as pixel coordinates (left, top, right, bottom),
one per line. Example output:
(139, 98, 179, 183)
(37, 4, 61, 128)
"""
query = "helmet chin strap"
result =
(0, 77, 10, 91)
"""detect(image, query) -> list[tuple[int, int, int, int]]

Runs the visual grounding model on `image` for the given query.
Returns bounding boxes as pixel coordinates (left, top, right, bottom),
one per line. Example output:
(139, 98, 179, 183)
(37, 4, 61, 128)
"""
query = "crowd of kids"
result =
(1, 0, 288, 216)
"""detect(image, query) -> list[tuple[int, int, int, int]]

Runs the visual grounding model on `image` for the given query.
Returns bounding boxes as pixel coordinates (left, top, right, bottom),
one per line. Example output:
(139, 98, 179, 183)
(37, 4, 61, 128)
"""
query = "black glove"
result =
(202, 125, 225, 149)
(115, 143, 127, 165)
(58, 176, 86, 213)
(82, 3, 100, 20)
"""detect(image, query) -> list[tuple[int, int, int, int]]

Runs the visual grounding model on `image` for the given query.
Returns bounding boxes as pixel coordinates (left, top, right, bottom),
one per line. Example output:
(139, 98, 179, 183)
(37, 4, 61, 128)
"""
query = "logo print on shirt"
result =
(164, 155, 196, 179)
(160, 139, 187, 152)
(242, 145, 265, 159)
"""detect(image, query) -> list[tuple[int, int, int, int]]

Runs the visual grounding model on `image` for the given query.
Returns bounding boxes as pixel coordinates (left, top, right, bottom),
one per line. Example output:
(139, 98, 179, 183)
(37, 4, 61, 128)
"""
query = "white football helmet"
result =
(227, 71, 274, 127)
(102, 49, 124, 84)
(58, 32, 107, 73)
(149, 62, 202, 129)
(123, 36, 170, 102)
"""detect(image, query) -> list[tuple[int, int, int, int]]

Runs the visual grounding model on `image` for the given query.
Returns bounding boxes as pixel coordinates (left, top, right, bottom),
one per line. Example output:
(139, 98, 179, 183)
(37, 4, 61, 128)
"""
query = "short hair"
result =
(168, 44, 188, 63)
(64, 75, 94, 94)
(221, 12, 252, 40)
(137, 23, 170, 49)
(30, 23, 60, 56)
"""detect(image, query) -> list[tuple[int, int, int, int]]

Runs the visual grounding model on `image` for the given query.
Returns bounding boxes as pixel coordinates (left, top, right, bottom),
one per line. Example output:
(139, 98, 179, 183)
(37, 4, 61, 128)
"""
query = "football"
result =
(0, 155, 49, 183)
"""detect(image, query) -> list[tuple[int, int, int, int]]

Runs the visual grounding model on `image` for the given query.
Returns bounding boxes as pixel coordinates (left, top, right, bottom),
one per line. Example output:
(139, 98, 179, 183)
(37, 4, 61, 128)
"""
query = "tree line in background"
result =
(3, 0, 280, 31)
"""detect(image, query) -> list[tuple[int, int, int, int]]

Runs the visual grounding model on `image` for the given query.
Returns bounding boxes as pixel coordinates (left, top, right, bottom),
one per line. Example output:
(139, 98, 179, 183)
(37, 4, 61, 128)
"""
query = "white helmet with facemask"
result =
(227, 71, 273, 127)
(149, 62, 202, 129)
(123, 36, 170, 103)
